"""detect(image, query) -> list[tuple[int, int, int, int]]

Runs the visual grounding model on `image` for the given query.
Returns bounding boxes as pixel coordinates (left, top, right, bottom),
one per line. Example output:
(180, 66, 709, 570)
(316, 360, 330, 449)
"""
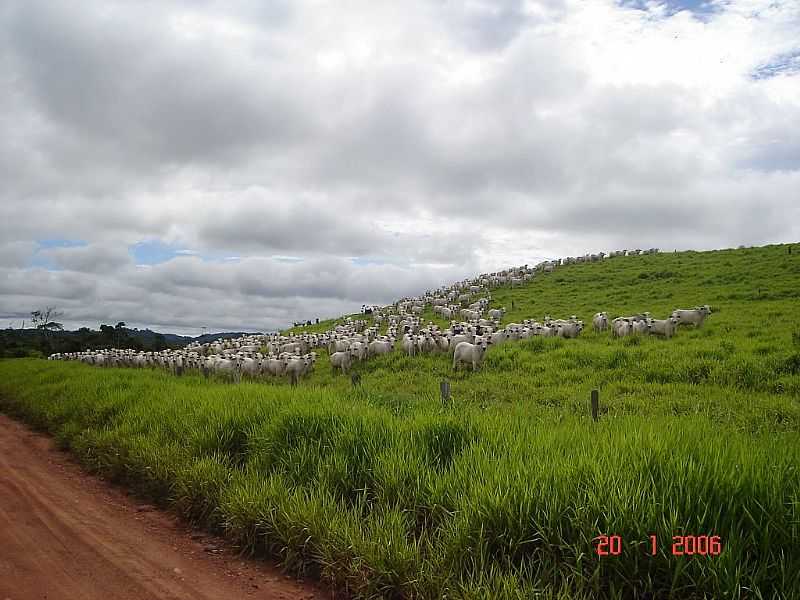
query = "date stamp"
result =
(595, 534, 723, 557)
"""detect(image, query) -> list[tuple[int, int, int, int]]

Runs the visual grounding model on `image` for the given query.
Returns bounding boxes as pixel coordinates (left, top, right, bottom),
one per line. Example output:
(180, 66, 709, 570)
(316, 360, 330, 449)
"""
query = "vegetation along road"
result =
(0, 414, 322, 600)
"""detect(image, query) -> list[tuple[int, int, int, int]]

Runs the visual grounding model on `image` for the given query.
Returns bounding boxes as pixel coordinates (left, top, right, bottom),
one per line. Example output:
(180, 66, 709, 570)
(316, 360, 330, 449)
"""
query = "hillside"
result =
(1, 243, 799, 599)
(281, 243, 800, 419)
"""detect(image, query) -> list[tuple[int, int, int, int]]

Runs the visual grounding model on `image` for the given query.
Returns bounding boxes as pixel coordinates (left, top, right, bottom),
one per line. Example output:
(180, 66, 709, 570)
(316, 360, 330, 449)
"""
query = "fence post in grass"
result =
(351, 373, 361, 387)
(440, 379, 451, 405)
(591, 389, 599, 421)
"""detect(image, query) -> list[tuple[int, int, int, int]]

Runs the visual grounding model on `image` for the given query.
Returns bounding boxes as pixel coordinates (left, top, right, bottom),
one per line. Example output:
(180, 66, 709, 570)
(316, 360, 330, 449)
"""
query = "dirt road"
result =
(0, 414, 325, 600)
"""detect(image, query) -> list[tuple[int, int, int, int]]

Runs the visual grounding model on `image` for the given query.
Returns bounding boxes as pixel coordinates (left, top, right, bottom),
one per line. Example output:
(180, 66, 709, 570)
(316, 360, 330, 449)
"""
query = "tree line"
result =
(1, 307, 177, 358)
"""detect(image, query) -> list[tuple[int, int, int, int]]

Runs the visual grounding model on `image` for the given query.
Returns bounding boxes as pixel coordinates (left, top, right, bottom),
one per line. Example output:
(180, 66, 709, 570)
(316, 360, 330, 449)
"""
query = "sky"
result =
(1, 0, 798, 335)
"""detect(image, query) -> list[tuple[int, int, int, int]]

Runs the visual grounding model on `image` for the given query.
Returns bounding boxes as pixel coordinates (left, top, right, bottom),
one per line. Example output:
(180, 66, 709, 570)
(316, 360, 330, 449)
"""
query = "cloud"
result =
(0, 241, 37, 268)
(0, 0, 798, 333)
(0, 255, 473, 334)
(42, 243, 134, 274)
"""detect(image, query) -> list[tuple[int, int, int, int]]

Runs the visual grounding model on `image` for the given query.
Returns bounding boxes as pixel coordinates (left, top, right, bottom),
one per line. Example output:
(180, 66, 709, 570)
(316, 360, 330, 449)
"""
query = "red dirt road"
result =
(0, 414, 326, 600)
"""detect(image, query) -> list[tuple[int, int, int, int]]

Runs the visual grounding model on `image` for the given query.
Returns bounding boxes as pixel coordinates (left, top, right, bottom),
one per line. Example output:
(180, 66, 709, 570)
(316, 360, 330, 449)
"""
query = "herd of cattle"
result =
(48, 249, 713, 380)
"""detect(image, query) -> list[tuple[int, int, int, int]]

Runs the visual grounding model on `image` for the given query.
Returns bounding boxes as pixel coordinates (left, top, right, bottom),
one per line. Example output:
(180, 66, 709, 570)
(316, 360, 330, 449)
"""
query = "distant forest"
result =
(0, 316, 259, 358)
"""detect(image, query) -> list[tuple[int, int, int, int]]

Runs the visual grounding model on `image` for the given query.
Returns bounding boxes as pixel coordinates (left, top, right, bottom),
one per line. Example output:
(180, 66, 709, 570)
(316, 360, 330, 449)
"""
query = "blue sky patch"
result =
(28, 239, 87, 270)
(37, 239, 87, 249)
(130, 240, 251, 265)
(271, 255, 304, 263)
(28, 254, 62, 270)
(751, 49, 800, 80)
(619, 0, 723, 20)
(130, 240, 183, 265)
(351, 257, 388, 267)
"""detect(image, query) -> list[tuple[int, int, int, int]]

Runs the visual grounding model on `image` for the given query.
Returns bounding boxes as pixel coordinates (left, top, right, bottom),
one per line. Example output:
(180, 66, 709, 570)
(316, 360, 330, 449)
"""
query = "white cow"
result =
(490, 330, 507, 346)
(368, 339, 393, 357)
(555, 321, 584, 339)
(263, 356, 288, 376)
(453, 338, 490, 372)
(239, 356, 261, 377)
(401, 334, 419, 357)
(349, 341, 368, 361)
(328, 339, 350, 354)
(449, 333, 474, 352)
(330, 351, 353, 374)
(488, 307, 506, 320)
(671, 305, 712, 327)
(647, 317, 679, 338)
(611, 318, 633, 337)
(460, 308, 480, 320)
(592, 312, 609, 332)
(285, 355, 311, 383)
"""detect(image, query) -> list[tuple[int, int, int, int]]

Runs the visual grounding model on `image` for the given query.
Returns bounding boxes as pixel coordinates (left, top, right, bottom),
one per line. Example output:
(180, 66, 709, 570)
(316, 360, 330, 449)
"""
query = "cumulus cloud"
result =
(0, 0, 798, 333)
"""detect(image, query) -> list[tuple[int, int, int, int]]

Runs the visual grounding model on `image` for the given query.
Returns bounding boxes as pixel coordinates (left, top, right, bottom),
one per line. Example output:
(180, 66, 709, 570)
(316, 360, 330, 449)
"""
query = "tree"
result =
(99, 324, 114, 348)
(30, 307, 64, 332)
(115, 321, 126, 347)
(30, 307, 64, 352)
(153, 333, 167, 351)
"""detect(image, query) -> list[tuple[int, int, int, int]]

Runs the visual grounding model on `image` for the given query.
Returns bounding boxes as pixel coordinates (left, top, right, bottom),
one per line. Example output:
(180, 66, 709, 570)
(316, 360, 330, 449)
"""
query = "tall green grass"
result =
(2, 242, 800, 599)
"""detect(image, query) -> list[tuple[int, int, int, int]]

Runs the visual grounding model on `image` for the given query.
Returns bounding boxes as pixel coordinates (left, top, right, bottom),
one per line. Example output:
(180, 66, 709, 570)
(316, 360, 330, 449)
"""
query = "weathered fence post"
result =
(591, 389, 599, 421)
(351, 373, 361, 387)
(440, 380, 451, 405)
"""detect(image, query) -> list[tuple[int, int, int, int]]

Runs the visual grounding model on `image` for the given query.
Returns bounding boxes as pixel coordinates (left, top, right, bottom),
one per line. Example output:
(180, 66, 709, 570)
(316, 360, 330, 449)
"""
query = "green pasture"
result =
(2, 242, 799, 599)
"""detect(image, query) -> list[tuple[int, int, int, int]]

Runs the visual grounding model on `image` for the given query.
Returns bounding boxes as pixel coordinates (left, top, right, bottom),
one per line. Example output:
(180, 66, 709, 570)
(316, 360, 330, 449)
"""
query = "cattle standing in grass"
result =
(555, 321, 584, 339)
(285, 355, 311, 385)
(592, 312, 609, 332)
(330, 351, 353, 374)
(453, 338, 490, 372)
(647, 317, 679, 338)
(671, 305, 712, 327)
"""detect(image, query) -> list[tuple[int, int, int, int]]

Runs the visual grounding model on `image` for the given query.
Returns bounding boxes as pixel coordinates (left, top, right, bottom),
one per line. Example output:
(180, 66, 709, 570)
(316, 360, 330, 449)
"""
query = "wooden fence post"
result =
(440, 380, 451, 405)
(591, 389, 599, 421)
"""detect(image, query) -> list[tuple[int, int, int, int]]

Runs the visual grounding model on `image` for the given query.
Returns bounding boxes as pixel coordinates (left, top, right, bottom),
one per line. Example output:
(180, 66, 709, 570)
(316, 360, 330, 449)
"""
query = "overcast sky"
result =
(1, 0, 798, 335)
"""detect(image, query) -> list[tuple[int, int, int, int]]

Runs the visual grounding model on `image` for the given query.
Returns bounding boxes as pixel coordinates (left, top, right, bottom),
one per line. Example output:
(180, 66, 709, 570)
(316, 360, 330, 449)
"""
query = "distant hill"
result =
(192, 332, 264, 344)
(123, 328, 263, 345)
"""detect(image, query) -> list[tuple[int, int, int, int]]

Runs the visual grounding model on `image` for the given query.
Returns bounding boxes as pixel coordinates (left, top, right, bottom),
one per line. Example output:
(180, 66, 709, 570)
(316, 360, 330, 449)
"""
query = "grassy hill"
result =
(1, 243, 799, 599)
